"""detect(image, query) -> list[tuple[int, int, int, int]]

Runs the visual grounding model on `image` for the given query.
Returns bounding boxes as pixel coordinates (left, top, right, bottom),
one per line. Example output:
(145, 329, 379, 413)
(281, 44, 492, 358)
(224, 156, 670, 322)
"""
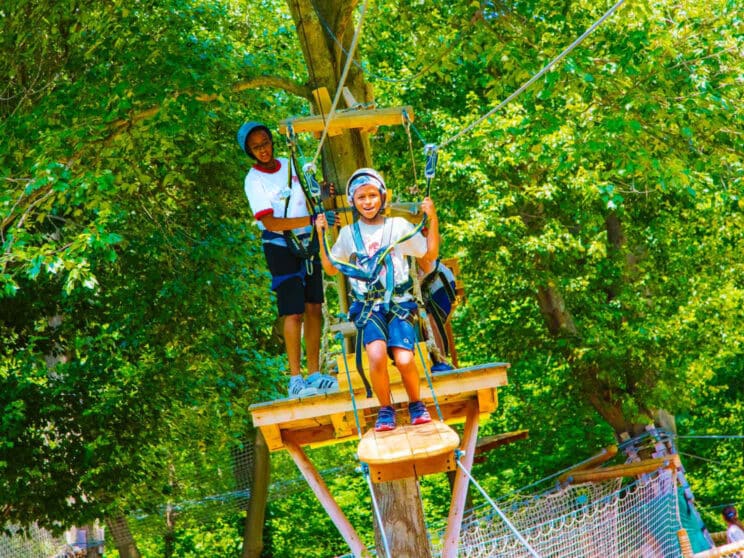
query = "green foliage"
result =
(1, 0, 742, 555)
(1, 0, 298, 532)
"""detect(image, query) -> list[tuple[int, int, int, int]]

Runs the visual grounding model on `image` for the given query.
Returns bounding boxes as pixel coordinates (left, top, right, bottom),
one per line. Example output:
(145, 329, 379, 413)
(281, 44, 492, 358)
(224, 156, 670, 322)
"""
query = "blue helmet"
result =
(236, 121, 272, 158)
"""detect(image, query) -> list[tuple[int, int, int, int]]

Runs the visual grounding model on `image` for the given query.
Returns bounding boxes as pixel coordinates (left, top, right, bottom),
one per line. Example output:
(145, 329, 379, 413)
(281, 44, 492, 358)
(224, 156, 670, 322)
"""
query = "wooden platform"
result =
(358, 420, 460, 483)
(249, 362, 509, 452)
(248, 362, 510, 557)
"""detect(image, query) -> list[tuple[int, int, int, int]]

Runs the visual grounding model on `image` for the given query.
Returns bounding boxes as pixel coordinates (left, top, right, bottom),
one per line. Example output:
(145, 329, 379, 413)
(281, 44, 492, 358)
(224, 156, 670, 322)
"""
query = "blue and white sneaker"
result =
(408, 400, 432, 425)
(288, 375, 319, 398)
(306, 371, 339, 393)
(375, 406, 397, 432)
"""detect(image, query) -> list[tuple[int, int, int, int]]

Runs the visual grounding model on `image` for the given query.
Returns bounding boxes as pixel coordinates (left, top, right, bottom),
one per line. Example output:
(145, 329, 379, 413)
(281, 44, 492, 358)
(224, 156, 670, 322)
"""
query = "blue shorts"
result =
(350, 301, 418, 353)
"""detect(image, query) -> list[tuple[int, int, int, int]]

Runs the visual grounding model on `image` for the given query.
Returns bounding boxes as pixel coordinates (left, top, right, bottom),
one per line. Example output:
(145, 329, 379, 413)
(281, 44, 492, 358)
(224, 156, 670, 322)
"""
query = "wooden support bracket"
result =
(279, 105, 414, 135)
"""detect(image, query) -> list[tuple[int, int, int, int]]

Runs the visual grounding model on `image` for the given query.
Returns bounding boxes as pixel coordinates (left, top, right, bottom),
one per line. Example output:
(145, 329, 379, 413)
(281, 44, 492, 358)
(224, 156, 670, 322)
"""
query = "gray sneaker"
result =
(305, 371, 339, 393)
(288, 375, 319, 398)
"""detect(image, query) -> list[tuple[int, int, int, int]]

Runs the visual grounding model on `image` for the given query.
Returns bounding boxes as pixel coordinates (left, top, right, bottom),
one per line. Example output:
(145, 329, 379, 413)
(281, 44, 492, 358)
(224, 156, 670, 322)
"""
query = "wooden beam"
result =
(473, 430, 529, 463)
(283, 434, 369, 557)
(476, 388, 497, 414)
(309, 87, 342, 137)
(557, 445, 618, 483)
(691, 538, 744, 558)
(279, 106, 414, 135)
(441, 399, 480, 558)
(563, 455, 680, 484)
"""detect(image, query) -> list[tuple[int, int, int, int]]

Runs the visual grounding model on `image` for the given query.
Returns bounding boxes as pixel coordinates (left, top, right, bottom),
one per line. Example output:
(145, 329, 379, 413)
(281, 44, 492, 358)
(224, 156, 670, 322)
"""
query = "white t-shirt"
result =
(243, 157, 311, 237)
(728, 523, 744, 543)
(331, 217, 427, 302)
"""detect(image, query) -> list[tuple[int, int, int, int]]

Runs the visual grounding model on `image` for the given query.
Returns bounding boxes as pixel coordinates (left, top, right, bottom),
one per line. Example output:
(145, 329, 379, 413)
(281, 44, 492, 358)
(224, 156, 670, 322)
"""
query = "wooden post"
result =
(243, 430, 270, 558)
(678, 529, 694, 558)
(441, 399, 480, 558)
(283, 435, 369, 557)
(373, 478, 432, 558)
(105, 515, 141, 558)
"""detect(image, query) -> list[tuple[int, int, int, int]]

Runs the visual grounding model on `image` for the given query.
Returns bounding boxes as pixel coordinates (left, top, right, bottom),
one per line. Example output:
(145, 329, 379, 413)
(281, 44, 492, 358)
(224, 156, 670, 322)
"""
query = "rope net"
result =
(430, 469, 681, 558)
(0, 524, 75, 558)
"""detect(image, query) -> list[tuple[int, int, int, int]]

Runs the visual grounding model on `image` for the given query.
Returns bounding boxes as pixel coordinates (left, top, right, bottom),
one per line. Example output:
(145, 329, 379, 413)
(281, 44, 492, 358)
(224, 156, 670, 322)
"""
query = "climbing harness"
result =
(419, 259, 458, 356)
(282, 126, 323, 263)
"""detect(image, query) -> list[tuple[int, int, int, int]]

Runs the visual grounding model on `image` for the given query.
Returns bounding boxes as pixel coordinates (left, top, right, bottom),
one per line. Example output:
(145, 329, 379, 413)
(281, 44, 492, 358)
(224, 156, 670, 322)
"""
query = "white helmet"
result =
(346, 168, 387, 208)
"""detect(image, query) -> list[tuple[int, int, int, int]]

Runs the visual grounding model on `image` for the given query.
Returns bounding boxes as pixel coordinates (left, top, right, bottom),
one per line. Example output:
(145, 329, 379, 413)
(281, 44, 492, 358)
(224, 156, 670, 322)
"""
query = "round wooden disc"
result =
(357, 420, 460, 465)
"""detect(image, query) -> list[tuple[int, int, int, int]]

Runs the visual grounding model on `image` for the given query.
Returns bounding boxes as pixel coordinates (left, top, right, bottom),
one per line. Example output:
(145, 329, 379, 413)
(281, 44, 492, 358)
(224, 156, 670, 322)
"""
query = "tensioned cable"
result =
(438, 0, 627, 150)
(310, 0, 479, 86)
(310, 0, 370, 166)
(678, 451, 730, 466)
(337, 331, 392, 557)
(456, 458, 542, 557)
(676, 435, 744, 440)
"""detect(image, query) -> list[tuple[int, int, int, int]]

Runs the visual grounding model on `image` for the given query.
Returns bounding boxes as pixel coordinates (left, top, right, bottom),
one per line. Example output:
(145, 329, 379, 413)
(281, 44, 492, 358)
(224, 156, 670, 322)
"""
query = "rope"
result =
(455, 455, 542, 557)
(402, 110, 419, 197)
(310, 0, 370, 166)
(336, 332, 366, 440)
(409, 258, 447, 421)
(438, 0, 628, 150)
(362, 466, 393, 558)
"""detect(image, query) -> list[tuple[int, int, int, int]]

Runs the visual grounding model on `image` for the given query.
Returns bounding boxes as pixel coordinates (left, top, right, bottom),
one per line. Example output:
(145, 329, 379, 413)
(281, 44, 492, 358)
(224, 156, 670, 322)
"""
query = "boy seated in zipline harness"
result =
(314, 168, 440, 431)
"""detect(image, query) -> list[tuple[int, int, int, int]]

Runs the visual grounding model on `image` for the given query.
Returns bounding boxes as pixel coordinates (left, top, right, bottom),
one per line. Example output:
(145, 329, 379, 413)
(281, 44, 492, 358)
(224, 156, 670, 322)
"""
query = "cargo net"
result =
(431, 468, 681, 558)
(124, 440, 255, 542)
(0, 524, 72, 558)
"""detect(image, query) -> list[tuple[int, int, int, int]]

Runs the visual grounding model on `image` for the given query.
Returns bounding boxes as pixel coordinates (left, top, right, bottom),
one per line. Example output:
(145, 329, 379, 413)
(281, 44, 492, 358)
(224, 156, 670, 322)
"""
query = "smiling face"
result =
(352, 184, 384, 222)
(246, 129, 275, 167)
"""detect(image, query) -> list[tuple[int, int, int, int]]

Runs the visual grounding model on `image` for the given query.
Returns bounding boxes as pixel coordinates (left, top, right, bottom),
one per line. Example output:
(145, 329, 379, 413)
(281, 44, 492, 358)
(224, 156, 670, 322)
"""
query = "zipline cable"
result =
(310, 0, 370, 166)
(438, 0, 628, 150)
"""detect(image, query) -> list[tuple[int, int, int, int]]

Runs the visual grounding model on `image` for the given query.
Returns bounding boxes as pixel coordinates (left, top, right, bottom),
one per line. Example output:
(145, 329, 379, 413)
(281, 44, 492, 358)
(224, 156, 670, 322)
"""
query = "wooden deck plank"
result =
(249, 362, 509, 452)
(357, 421, 460, 465)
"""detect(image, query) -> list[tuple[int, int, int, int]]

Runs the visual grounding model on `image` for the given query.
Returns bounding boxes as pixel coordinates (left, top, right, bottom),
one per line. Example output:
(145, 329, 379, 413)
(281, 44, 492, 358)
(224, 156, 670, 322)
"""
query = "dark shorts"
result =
(263, 243, 324, 316)
(429, 284, 454, 318)
(350, 301, 418, 353)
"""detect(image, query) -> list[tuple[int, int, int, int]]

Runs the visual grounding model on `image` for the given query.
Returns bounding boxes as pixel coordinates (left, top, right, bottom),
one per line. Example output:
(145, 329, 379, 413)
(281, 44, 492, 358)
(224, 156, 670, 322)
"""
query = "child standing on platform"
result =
(237, 121, 338, 398)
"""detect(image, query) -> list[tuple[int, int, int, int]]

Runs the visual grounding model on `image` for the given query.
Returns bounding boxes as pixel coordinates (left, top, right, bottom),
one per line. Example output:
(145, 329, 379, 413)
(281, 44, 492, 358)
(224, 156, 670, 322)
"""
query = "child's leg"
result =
(391, 347, 420, 403)
(366, 339, 392, 406)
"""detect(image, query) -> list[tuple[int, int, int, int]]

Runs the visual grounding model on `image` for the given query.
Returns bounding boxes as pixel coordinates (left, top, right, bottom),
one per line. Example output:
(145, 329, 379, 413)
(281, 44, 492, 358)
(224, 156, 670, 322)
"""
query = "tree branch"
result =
(109, 75, 311, 134)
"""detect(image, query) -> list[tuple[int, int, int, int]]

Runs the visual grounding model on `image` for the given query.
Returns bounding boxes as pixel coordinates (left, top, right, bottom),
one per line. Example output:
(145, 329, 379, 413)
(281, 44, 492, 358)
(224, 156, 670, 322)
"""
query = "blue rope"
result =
(414, 336, 444, 422)
(336, 331, 365, 440)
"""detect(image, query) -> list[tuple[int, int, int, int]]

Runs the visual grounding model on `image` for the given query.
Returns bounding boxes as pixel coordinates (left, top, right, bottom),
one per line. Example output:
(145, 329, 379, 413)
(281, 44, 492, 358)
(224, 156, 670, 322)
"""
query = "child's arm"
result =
(314, 213, 340, 276)
(420, 197, 440, 263)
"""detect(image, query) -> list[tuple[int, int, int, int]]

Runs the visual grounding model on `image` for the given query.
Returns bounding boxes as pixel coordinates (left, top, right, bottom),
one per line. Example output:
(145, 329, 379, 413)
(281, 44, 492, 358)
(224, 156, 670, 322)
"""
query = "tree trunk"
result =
(243, 430, 270, 558)
(163, 504, 176, 558)
(284, 3, 433, 555)
(372, 479, 432, 558)
(105, 515, 142, 558)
